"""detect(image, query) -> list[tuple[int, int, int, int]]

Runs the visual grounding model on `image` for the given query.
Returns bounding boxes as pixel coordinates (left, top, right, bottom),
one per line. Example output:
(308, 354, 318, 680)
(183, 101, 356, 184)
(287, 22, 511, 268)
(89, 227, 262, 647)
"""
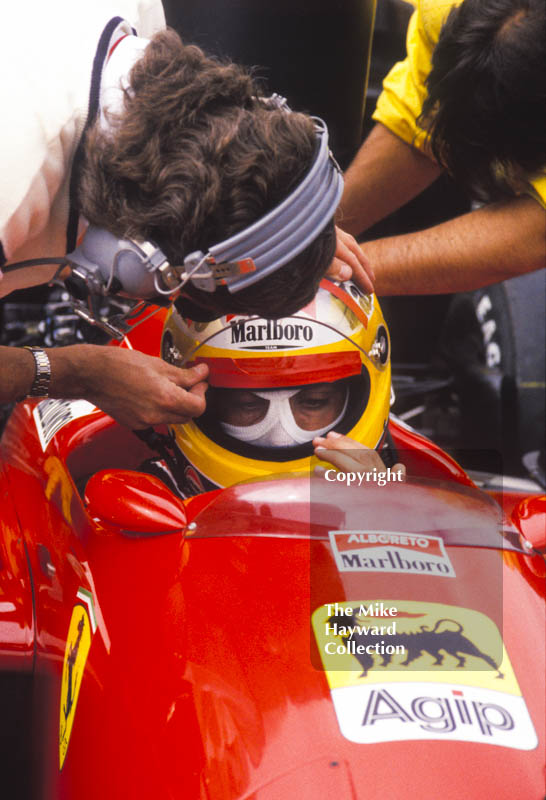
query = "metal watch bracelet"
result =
(23, 346, 51, 397)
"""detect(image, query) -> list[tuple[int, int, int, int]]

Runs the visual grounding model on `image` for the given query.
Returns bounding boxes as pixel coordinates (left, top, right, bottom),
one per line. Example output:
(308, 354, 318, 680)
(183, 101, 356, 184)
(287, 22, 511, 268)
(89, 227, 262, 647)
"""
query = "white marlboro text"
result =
(330, 682, 538, 750)
(328, 531, 456, 577)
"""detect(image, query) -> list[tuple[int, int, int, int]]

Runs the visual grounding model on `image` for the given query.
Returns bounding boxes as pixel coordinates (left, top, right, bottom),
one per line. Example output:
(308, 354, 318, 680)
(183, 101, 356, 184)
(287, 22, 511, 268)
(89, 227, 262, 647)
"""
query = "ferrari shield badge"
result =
(59, 591, 95, 769)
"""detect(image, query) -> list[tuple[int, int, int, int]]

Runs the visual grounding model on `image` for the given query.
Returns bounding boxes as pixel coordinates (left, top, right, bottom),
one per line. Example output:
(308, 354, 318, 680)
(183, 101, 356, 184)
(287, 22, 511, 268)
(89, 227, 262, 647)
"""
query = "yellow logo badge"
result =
(313, 599, 512, 689)
(59, 604, 92, 769)
(311, 600, 537, 749)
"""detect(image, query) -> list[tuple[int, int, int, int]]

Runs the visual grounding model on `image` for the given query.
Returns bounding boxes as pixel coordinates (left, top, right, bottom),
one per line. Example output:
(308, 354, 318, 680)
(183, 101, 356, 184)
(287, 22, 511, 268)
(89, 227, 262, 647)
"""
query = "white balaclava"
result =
(221, 388, 348, 447)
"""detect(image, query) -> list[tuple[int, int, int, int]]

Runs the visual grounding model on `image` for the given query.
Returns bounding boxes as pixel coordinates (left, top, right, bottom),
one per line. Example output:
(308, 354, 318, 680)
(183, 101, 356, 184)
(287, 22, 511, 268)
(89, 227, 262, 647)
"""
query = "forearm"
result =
(363, 195, 546, 296)
(0, 344, 111, 405)
(339, 123, 442, 237)
(0, 263, 72, 299)
(0, 347, 37, 402)
(1, 344, 209, 428)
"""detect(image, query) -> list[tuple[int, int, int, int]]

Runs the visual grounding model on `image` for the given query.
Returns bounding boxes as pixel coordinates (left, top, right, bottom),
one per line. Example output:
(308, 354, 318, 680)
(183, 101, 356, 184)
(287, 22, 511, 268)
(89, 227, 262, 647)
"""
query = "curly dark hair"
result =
(418, 0, 546, 203)
(79, 29, 336, 318)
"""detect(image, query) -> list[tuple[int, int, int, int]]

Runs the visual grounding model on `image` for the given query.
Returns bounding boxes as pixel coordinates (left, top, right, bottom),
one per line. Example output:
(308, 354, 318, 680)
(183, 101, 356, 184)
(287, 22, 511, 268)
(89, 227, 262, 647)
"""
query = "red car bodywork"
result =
(1, 319, 544, 799)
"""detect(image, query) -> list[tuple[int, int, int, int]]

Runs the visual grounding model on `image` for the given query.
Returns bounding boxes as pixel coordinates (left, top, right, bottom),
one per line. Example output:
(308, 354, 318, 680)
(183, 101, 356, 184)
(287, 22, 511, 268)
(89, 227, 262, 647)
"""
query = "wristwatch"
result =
(23, 346, 52, 397)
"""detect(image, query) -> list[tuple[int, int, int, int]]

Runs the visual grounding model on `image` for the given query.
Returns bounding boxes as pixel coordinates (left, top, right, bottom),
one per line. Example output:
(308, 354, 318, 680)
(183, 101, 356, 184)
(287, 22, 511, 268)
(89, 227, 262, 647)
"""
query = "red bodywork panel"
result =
(0, 335, 544, 798)
(512, 494, 546, 550)
(0, 459, 34, 670)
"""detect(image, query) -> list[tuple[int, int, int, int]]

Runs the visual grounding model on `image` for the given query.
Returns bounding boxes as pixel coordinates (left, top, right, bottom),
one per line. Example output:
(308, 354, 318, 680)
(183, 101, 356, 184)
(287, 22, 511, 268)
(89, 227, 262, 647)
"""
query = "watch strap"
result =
(23, 346, 51, 397)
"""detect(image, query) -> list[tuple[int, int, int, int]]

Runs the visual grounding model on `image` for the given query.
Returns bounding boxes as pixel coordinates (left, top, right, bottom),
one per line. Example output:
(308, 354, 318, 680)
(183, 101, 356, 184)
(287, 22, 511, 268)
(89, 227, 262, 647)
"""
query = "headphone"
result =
(4, 117, 342, 303)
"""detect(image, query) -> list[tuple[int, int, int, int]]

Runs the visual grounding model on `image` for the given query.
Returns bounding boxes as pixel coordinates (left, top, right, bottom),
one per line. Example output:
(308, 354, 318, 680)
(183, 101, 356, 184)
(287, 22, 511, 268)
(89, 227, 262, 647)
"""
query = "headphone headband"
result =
(64, 115, 342, 301)
(206, 117, 343, 292)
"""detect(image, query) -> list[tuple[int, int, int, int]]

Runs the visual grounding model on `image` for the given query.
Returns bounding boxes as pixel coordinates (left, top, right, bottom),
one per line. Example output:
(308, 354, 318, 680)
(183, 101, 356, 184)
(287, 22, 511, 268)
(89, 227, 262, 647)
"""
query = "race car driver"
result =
(145, 279, 404, 498)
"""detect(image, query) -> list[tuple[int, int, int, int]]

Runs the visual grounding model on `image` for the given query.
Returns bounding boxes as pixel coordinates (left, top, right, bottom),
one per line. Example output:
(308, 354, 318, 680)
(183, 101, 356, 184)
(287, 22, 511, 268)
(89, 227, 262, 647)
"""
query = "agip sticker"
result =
(312, 600, 537, 750)
(328, 530, 456, 577)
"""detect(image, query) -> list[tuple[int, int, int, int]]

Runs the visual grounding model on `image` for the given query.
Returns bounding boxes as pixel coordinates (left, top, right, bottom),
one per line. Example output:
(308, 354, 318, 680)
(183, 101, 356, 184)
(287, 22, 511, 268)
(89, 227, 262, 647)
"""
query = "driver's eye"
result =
(292, 390, 331, 409)
(296, 397, 327, 410)
(220, 392, 269, 426)
(240, 400, 266, 412)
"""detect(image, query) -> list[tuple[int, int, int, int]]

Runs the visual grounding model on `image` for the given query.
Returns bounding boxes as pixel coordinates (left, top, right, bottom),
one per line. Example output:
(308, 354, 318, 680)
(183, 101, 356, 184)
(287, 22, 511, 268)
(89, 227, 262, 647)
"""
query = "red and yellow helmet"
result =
(161, 279, 391, 494)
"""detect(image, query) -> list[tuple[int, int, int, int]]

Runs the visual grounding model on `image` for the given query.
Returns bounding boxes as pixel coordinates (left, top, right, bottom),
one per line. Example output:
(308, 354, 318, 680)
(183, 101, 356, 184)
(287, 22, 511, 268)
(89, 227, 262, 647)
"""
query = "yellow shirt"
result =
(372, 0, 546, 207)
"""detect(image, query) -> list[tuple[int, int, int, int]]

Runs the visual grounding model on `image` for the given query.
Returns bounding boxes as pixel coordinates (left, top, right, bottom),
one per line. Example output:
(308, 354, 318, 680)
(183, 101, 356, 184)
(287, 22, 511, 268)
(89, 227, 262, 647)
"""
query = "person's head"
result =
(160, 279, 392, 495)
(419, 0, 546, 202)
(79, 29, 338, 318)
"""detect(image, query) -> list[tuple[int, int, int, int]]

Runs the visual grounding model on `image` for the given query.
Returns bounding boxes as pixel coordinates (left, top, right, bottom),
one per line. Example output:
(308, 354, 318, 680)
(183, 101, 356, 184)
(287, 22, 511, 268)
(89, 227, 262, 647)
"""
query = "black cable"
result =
(133, 427, 179, 466)
(3, 257, 68, 274)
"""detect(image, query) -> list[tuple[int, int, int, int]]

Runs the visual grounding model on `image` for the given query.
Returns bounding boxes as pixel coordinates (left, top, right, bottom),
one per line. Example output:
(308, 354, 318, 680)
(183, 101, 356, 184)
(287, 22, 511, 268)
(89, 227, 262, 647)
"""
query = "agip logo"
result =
(312, 600, 537, 750)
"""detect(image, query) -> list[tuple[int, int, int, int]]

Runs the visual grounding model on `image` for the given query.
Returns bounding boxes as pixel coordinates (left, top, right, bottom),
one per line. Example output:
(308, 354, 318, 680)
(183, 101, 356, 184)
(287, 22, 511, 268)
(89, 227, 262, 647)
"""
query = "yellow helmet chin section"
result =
(172, 422, 316, 488)
(162, 279, 391, 494)
(172, 376, 390, 489)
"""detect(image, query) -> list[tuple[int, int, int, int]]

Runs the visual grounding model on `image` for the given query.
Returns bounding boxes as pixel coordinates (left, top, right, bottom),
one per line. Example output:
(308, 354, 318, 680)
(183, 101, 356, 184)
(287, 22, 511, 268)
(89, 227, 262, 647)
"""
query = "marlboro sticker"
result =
(329, 530, 455, 578)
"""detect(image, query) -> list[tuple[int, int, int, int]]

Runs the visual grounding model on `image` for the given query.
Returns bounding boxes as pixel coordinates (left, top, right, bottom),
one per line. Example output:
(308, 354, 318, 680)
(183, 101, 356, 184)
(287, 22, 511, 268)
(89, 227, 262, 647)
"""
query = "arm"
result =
(0, 345, 208, 429)
(362, 194, 546, 296)
(340, 0, 447, 238)
(327, 123, 440, 292)
(0, 263, 73, 299)
(339, 123, 442, 237)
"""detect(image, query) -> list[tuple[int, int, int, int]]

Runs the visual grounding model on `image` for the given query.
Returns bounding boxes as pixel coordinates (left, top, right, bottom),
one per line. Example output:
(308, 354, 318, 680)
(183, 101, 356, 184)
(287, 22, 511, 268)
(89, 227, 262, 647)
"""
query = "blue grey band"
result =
(205, 118, 343, 292)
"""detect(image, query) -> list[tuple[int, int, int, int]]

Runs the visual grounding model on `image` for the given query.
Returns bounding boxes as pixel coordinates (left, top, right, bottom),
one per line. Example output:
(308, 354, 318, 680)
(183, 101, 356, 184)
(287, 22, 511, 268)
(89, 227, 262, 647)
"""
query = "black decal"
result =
(327, 612, 504, 678)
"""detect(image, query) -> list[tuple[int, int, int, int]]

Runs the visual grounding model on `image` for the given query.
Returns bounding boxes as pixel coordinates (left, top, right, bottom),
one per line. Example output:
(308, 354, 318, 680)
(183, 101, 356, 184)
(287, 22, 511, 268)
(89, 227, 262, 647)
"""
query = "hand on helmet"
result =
(313, 431, 405, 480)
(326, 227, 375, 295)
(79, 347, 209, 429)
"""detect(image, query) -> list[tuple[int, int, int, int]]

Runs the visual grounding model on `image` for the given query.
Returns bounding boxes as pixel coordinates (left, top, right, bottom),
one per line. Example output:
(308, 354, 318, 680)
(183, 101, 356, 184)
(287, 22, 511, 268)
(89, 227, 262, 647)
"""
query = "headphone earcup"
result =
(66, 226, 159, 298)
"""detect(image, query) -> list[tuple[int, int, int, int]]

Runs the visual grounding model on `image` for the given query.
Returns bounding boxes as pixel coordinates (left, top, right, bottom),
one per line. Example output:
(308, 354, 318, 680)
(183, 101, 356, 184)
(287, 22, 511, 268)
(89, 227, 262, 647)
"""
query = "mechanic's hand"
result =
(326, 227, 375, 294)
(81, 347, 209, 429)
(313, 431, 406, 479)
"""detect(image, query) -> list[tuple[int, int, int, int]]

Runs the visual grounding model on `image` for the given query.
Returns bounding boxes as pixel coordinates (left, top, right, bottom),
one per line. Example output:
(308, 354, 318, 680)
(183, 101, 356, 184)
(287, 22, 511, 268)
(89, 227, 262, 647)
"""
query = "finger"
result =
(314, 445, 365, 474)
(326, 258, 353, 281)
(351, 264, 375, 296)
(339, 247, 375, 295)
(335, 227, 376, 279)
(329, 251, 375, 295)
(188, 381, 208, 398)
(393, 463, 407, 481)
(314, 432, 386, 471)
(314, 431, 369, 452)
(149, 381, 207, 422)
(172, 384, 207, 417)
(169, 362, 209, 388)
(318, 446, 383, 472)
